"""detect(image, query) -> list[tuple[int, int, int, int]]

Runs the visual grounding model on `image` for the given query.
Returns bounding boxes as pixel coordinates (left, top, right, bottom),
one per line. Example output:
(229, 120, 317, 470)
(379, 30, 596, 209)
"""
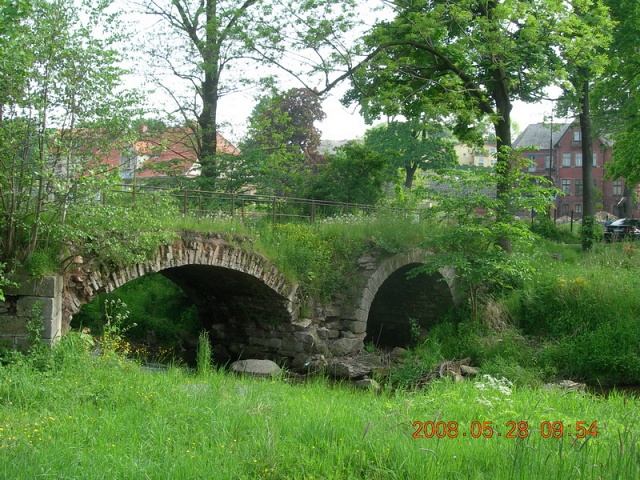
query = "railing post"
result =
(272, 196, 276, 224)
(570, 210, 574, 232)
(231, 193, 235, 218)
(198, 194, 202, 217)
(183, 191, 187, 215)
(310, 200, 315, 223)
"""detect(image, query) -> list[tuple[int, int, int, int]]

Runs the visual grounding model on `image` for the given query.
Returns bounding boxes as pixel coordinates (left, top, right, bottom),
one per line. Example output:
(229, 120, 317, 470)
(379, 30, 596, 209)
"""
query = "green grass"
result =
(1, 345, 639, 479)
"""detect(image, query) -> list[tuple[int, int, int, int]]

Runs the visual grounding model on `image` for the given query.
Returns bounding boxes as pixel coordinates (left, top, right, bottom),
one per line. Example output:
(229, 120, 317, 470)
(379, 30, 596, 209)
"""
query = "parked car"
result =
(604, 218, 640, 242)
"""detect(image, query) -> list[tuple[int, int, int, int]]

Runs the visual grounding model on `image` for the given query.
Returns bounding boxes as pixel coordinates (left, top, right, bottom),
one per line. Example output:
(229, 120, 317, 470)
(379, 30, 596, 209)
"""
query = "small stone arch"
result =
(356, 250, 457, 348)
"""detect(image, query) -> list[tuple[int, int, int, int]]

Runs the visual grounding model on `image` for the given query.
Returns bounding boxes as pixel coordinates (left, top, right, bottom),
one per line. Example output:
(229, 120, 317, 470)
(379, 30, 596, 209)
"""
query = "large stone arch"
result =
(356, 250, 457, 348)
(63, 233, 302, 361)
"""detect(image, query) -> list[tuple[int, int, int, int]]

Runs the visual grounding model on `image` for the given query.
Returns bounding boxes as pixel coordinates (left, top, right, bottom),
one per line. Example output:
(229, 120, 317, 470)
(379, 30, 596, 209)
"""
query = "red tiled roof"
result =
(102, 127, 239, 178)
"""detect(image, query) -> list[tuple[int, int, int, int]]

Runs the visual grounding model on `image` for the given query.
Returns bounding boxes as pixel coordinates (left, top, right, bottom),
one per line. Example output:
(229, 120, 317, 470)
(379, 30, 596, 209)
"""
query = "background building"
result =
(454, 140, 498, 168)
(513, 122, 636, 219)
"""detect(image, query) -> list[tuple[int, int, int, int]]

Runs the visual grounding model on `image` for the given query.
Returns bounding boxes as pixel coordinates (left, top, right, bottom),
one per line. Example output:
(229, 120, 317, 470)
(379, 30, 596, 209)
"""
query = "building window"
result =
(575, 204, 583, 214)
(491, 158, 497, 166)
(562, 179, 571, 195)
(613, 179, 623, 196)
(545, 155, 551, 169)
(527, 155, 536, 172)
(561, 204, 569, 216)
(574, 153, 582, 167)
(573, 130, 581, 141)
(562, 152, 571, 167)
(575, 179, 583, 196)
(593, 151, 597, 167)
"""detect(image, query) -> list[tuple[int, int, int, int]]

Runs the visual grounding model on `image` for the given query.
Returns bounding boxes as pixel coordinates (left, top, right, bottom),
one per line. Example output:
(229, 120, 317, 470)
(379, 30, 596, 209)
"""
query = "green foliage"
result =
(140, 0, 357, 180)
(72, 273, 200, 347)
(99, 298, 135, 357)
(345, 0, 570, 151)
(413, 155, 560, 315)
(364, 120, 457, 189)
(0, 0, 142, 265)
(25, 302, 49, 369)
(0, 261, 16, 301)
(508, 244, 640, 385)
(240, 88, 326, 197)
(307, 141, 390, 205)
(258, 223, 336, 299)
(56, 179, 178, 269)
(196, 330, 212, 377)
(580, 214, 598, 250)
(408, 318, 421, 348)
(23, 249, 59, 278)
(1, 348, 639, 478)
(530, 217, 581, 244)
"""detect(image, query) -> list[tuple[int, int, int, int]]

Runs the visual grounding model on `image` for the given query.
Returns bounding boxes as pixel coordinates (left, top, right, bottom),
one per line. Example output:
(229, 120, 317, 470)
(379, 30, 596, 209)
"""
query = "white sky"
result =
(215, 88, 560, 144)
(124, 1, 565, 145)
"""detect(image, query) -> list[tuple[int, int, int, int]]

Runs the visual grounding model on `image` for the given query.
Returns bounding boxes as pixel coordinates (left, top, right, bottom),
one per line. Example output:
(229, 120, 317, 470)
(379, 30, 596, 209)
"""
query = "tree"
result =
(553, 0, 612, 250)
(593, 0, 640, 217)
(343, 0, 575, 251)
(0, 0, 32, 118)
(0, 0, 141, 265)
(240, 88, 326, 196)
(364, 120, 457, 189)
(307, 142, 389, 206)
(138, 0, 357, 185)
(413, 154, 560, 317)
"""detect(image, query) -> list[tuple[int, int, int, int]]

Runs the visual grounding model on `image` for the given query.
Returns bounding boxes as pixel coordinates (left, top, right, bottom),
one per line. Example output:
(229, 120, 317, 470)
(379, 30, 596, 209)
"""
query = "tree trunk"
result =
(492, 71, 513, 253)
(578, 74, 595, 251)
(404, 164, 417, 189)
(197, 0, 221, 181)
(197, 71, 219, 180)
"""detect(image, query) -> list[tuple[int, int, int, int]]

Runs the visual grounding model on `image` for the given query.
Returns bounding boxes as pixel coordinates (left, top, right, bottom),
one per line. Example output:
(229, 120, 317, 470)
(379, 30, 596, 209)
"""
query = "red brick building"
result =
(102, 126, 240, 183)
(513, 122, 636, 219)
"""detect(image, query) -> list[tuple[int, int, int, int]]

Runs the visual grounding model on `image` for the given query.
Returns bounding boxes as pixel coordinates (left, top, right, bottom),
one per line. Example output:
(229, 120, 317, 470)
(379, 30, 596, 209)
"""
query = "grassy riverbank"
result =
(1, 344, 639, 479)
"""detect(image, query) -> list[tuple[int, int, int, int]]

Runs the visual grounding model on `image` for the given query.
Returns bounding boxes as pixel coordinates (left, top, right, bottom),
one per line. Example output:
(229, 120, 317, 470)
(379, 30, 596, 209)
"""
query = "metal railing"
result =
(101, 184, 417, 223)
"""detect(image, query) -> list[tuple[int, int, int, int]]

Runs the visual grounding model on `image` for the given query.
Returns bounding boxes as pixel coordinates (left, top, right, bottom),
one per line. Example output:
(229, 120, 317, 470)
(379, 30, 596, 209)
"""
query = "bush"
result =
(530, 217, 580, 243)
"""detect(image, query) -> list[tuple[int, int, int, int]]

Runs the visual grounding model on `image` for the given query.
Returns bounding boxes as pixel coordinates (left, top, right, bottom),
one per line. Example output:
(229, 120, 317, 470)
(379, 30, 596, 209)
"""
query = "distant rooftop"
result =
(318, 139, 353, 155)
(513, 123, 572, 150)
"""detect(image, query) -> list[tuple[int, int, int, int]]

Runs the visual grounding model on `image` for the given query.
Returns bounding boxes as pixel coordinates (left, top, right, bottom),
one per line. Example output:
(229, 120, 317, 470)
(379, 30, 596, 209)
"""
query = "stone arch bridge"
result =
(1, 232, 458, 364)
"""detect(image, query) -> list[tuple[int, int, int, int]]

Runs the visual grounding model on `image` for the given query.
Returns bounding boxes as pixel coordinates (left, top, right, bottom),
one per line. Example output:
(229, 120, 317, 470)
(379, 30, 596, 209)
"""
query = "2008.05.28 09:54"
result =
(412, 420, 598, 439)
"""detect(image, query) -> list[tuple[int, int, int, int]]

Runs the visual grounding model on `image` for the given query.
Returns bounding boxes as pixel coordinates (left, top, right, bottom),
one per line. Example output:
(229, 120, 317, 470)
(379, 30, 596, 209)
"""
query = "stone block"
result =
(0, 315, 28, 335)
(4, 275, 62, 298)
(292, 318, 312, 329)
(345, 320, 367, 334)
(316, 328, 329, 340)
(230, 359, 281, 377)
(16, 296, 61, 341)
(310, 342, 328, 355)
(294, 330, 319, 345)
(262, 337, 282, 349)
(330, 337, 364, 356)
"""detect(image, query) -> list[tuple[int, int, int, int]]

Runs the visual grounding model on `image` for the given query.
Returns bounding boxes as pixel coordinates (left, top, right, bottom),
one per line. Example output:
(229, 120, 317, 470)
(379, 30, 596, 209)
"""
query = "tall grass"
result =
(500, 241, 640, 385)
(1, 340, 639, 479)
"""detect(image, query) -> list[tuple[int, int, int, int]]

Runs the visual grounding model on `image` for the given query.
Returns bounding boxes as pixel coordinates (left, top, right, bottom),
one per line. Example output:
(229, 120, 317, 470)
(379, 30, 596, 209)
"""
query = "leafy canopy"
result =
(364, 120, 457, 189)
